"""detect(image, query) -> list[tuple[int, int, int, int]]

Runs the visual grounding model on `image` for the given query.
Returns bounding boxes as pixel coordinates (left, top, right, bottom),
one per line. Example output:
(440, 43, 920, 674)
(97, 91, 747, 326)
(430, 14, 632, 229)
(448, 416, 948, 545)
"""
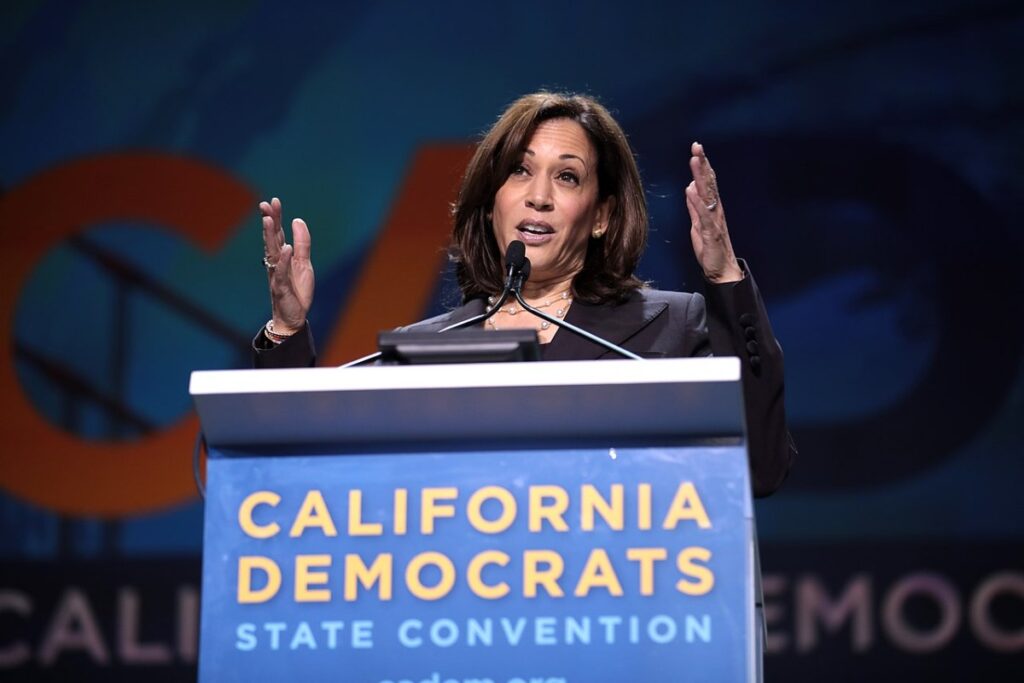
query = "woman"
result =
(254, 92, 795, 496)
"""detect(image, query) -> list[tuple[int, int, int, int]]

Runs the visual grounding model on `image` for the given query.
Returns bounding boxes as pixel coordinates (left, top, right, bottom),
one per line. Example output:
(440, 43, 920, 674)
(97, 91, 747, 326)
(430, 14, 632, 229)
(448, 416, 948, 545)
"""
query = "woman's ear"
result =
(593, 195, 616, 238)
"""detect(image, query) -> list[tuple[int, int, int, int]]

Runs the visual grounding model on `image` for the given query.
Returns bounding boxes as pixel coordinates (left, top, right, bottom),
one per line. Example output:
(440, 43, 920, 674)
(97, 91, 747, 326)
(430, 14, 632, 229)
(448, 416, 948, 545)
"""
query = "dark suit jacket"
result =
(255, 265, 795, 497)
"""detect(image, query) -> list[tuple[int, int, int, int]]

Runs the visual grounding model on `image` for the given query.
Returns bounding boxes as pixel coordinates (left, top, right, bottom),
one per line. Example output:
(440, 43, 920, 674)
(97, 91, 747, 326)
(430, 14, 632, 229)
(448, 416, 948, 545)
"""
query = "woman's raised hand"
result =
(685, 142, 744, 283)
(260, 197, 314, 333)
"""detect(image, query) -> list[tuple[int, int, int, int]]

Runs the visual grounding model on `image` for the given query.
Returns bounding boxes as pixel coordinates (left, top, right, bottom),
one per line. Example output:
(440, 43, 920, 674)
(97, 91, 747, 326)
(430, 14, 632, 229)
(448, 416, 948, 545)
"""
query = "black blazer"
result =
(255, 265, 795, 497)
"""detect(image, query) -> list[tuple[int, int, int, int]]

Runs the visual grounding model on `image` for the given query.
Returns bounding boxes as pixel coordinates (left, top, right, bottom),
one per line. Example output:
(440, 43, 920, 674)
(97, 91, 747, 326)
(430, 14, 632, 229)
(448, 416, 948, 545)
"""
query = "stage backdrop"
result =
(1, 1, 1021, 681)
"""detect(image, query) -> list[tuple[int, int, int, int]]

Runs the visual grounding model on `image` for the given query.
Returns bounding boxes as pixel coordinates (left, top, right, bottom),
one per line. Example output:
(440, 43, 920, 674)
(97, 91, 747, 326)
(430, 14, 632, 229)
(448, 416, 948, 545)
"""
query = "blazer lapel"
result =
(543, 292, 669, 361)
(406, 298, 488, 332)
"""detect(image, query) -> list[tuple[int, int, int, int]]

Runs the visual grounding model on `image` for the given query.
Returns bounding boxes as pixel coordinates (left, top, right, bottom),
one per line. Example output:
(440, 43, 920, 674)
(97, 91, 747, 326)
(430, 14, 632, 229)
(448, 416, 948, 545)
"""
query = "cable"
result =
(193, 429, 206, 500)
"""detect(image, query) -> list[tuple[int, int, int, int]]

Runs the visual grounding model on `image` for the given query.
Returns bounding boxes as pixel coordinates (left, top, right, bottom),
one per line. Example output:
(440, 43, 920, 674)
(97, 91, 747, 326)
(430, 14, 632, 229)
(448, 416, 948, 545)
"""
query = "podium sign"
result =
(191, 359, 755, 683)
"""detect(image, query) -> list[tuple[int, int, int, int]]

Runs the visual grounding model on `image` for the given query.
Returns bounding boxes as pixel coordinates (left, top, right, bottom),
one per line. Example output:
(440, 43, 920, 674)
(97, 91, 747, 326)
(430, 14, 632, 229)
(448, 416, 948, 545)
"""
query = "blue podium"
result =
(190, 358, 759, 683)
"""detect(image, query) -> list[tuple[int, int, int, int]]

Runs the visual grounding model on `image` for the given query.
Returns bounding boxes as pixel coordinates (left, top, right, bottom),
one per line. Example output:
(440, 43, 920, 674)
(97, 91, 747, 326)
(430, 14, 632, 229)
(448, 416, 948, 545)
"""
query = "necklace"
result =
(486, 289, 572, 331)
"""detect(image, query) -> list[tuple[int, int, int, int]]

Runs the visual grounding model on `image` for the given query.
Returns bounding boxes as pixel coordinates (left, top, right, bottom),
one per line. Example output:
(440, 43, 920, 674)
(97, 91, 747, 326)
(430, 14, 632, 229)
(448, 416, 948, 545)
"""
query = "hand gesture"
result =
(685, 142, 743, 283)
(260, 197, 314, 334)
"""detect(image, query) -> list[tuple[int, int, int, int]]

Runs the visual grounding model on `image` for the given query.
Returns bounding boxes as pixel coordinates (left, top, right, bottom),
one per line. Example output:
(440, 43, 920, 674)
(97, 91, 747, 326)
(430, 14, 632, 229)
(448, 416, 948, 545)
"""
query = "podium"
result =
(190, 357, 759, 682)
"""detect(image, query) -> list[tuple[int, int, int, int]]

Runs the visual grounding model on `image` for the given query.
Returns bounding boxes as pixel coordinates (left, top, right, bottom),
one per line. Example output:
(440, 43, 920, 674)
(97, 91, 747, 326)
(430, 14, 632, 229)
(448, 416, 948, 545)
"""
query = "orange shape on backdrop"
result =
(0, 154, 254, 517)
(0, 145, 474, 517)
(322, 144, 475, 364)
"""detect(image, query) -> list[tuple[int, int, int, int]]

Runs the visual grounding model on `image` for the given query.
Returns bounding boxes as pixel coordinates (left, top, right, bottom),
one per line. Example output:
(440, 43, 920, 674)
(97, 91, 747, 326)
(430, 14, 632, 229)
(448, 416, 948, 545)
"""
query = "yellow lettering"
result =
(295, 554, 332, 602)
(661, 482, 711, 530)
(405, 552, 456, 601)
(637, 483, 652, 531)
(289, 490, 338, 538)
(344, 553, 392, 601)
(237, 556, 281, 603)
(581, 484, 624, 531)
(574, 548, 624, 597)
(626, 547, 668, 596)
(467, 486, 517, 534)
(393, 488, 408, 535)
(348, 490, 383, 536)
(523, 550, 565, 598)
(420, 487, 458, 534)
(528, 486, 569, 532)
(467, 550, 511, 600)
(676, 547, 714, 596)
(238, 491, 281, 539)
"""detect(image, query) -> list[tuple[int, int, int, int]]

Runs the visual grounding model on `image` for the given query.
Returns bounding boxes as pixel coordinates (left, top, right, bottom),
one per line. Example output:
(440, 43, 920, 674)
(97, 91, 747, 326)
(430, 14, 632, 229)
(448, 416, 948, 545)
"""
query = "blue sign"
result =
(200, 445, 753, 682)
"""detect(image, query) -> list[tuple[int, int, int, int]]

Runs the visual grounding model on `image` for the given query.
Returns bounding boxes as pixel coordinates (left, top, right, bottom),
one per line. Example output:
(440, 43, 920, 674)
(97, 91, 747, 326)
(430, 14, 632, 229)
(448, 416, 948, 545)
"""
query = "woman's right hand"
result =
(260, 197, 314, 334)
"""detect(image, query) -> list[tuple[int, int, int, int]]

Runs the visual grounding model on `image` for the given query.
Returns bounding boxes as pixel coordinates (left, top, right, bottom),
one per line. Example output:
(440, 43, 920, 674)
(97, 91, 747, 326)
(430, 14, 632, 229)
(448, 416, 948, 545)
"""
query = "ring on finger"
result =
(262, 255, 277, 271)
(704, 197, 719, 211)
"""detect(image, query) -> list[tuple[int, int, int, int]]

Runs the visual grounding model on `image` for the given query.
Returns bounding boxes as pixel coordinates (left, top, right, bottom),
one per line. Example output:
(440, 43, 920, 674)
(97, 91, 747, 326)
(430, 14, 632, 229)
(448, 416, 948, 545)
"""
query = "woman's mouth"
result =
(516, 221, 555, 244)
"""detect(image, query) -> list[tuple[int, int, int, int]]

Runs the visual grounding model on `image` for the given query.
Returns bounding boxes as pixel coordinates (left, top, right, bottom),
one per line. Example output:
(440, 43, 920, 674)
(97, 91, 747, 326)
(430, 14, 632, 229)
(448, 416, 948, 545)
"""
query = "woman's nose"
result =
(525, 176, 554, 211)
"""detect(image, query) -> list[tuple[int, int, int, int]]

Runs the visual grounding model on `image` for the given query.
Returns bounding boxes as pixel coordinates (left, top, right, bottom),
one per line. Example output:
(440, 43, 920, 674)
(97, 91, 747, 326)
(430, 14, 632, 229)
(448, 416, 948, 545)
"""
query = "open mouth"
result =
(516, 220, 555, 237)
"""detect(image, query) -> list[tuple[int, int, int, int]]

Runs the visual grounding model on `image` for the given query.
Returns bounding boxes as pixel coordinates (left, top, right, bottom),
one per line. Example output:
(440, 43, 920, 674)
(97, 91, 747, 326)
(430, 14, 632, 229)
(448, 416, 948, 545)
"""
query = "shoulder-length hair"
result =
(450, 92, 648, 304)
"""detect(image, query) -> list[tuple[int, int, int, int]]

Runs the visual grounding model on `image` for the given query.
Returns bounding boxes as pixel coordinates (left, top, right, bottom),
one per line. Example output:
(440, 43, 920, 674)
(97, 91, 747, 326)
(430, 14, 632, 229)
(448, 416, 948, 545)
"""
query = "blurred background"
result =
(1, 0, 1021, 680)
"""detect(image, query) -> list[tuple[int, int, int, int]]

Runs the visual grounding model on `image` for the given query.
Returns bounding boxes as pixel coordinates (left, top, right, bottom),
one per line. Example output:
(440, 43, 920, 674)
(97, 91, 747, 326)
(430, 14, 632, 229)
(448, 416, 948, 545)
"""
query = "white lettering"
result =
(38, 589, 109, 665)
(970, 572, 1024, 652)
(882, 573, 960, 653)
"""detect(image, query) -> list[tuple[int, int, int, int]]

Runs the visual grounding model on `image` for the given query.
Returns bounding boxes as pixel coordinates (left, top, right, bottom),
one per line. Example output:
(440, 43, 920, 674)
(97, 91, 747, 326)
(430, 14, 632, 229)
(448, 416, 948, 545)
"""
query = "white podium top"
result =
(189, 357, 744, 448)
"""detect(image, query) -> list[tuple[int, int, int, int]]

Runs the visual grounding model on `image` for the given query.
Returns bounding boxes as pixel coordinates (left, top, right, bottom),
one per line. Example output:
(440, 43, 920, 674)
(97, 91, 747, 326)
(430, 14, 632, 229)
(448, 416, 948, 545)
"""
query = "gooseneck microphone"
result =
(511, 256, 644, 361)
(340, 241, 529, 367)
(437, 240, 527, 333)
(341, 240, 642, 365)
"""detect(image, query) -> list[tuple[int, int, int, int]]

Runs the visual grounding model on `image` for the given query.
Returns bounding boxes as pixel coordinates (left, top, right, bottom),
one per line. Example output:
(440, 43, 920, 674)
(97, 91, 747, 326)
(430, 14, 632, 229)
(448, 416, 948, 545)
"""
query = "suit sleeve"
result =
(252, 322, 317, 368)
(700, 260, 797, 497)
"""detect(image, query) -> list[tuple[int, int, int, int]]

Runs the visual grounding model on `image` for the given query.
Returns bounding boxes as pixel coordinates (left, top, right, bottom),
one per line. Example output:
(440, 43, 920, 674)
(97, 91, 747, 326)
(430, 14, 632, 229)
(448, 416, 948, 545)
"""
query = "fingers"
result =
(275, 243, 294, 279)
(685, 160, 742, 282)
(291, 218, 311, 261)
(684, 181, 701, 227)
(261, 214, 281, 263)
(270, 243, 294, 295)
(271, 197, 284, 247)
(689, 142, 719, 210)
(260, 197, 283, 260)
(685, 180, 716, 229)
(261, 197, 293, 267)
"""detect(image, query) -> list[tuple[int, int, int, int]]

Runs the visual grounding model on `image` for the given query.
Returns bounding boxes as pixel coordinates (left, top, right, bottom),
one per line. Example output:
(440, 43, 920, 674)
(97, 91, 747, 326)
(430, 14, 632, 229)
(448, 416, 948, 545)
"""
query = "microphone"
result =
(437, 240, 527, 333)
(340, 241, 529, 366)
(511, 256, 643, 361)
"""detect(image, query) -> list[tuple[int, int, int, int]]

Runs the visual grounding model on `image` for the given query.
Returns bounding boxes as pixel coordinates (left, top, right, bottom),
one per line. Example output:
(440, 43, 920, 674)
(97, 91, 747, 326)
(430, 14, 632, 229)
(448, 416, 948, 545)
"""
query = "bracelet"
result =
(264, 319, 299, 345)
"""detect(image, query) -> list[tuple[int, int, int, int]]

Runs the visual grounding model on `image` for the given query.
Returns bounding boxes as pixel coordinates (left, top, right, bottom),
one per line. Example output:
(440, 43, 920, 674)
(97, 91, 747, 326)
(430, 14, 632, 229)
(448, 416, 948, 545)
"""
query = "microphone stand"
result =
(512, 283, 644, 361)
(439, 240, 526, 333)
(436, 285, 508, 333)
(341, 241, 641, 364)
(340, 259, 520, 367)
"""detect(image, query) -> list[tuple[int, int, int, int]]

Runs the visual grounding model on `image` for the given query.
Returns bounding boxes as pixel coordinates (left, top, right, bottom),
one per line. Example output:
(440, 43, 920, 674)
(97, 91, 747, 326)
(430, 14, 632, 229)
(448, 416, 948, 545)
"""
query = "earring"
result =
(592, 228, 604, 238)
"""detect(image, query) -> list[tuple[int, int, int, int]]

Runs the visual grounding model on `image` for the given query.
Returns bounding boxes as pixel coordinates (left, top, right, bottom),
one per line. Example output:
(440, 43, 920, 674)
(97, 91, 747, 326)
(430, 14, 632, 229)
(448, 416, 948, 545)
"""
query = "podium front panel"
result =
(199, 443, 754, 683)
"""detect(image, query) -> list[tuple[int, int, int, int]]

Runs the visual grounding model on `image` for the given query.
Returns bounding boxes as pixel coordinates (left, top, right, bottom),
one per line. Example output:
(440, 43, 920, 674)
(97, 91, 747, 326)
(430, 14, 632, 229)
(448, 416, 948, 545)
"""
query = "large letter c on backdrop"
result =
(0, 154, 254, 517)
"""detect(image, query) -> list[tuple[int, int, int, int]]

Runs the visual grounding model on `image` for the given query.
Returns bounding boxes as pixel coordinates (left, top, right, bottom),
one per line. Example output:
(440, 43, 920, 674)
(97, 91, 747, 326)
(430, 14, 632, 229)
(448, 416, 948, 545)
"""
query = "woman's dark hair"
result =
(450, 92, 647, 304)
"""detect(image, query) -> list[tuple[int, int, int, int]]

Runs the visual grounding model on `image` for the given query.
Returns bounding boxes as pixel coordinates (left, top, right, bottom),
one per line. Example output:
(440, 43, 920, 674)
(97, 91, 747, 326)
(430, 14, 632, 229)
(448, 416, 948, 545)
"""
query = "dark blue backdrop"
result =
(1, 1, 1021, 680)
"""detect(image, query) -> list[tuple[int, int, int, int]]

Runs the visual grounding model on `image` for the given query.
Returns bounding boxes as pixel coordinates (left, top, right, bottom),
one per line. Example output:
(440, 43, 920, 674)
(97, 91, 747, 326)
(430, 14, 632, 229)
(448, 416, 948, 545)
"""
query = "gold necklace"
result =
(486, 290, 572, 331)
(487, 288, 571, 316)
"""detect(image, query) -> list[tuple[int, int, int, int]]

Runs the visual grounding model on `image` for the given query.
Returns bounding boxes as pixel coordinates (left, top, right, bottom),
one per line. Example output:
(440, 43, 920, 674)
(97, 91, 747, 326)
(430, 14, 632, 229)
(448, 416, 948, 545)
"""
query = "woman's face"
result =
(491, 118, 612, 287)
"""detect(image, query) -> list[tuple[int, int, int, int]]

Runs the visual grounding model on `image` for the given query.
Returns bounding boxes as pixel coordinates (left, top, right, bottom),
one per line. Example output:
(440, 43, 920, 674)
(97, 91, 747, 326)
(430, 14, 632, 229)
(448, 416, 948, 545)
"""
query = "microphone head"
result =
(505, 240, 526, 270)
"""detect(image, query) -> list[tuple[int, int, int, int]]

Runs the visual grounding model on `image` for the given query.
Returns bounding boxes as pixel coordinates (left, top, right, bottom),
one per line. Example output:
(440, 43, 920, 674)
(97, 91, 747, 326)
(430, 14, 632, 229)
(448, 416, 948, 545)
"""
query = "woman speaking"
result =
(253, 92, 795, 497)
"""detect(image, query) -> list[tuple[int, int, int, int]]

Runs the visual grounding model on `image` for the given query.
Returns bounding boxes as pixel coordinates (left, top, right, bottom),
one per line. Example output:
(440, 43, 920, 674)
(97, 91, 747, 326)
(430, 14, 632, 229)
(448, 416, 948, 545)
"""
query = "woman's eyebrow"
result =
(523, 148, 588, 167)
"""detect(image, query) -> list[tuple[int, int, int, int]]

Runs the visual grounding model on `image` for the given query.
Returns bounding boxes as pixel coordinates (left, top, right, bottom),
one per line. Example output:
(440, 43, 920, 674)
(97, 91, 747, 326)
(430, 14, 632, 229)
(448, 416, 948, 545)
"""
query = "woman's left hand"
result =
(685, 142, 744, 283)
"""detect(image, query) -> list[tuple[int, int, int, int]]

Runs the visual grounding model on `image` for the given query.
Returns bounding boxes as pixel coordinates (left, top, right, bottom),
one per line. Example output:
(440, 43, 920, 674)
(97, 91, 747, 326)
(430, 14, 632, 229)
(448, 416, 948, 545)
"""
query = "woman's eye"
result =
(558, 171, 580, 185)
(511, 164, 528, 176)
